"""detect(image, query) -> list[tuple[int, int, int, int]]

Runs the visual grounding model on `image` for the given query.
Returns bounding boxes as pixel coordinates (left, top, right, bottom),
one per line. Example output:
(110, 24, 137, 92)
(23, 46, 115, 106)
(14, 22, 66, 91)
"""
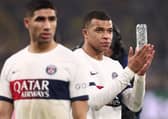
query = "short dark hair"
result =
(25, 0, 57, 17)
(82, 10, 111, 28)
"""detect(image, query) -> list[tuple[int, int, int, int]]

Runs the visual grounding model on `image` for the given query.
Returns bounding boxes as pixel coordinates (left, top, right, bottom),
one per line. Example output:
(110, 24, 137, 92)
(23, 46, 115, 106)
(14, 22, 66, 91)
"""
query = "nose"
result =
(102, 31, 112, 40)
(43, 20, 51, 31)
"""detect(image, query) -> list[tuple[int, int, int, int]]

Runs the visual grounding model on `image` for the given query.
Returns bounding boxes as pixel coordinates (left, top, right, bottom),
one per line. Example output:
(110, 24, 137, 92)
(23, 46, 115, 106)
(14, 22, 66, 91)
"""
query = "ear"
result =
(24, 17, 29, 29)
(82, 28, 88, 38)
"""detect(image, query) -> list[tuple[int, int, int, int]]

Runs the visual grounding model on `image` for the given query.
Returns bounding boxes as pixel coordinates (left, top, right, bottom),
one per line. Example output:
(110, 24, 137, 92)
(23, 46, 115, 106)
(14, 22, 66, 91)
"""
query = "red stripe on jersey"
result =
(96, 85, 104, 89)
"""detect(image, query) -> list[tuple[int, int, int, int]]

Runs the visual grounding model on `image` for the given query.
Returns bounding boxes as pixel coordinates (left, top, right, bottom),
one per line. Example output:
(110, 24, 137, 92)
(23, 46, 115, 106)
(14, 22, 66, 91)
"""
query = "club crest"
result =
(112, 72, 118, 79)
(46, 65, 57, 75)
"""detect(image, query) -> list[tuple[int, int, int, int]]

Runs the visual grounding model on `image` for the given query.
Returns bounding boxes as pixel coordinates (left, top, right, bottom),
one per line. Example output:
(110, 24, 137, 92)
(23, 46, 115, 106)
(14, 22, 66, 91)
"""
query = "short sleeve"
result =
(0, 60, 13, 103)
(69, 57, 89, 101)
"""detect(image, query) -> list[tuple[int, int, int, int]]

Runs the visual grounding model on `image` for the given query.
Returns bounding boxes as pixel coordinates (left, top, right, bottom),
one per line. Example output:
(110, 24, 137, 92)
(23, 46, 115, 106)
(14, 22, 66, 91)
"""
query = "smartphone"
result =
(136, 24, 148, 49)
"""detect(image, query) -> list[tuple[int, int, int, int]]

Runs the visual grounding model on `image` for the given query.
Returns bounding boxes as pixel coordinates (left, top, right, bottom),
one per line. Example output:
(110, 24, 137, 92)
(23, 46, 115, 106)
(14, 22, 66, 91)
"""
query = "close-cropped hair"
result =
(25, 0, 57, 17)
(82, 10, 111, 28)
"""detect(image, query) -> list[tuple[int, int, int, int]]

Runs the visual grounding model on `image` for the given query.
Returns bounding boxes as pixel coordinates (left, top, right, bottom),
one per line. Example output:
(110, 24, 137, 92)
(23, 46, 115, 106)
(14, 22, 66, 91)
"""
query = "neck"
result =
(82, 44, 103, 60)
(29, 40, 57, 53)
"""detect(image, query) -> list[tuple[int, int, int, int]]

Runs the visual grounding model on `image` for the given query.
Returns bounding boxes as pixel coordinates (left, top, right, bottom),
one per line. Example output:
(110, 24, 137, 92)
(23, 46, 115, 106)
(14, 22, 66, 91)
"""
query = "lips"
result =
(101, 42, 111, 47)
(40, 33, 51, 39)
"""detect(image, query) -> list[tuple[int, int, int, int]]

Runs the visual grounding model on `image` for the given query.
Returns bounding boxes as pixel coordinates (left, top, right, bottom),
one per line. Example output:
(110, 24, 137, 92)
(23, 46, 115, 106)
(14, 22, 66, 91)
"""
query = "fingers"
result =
(137, 47, 155, 75)
(137, 60, 151, 75)
(128, 46, 133, 58)
(137, 44, 154, 63)
(137, 63, 148, 75)
(136, 44, 149, 59)
(127, 43, 155, 73)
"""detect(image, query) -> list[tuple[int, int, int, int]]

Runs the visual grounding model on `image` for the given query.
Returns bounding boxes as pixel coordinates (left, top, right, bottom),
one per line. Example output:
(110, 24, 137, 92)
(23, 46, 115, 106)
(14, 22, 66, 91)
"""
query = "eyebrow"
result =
(34, 15, 56, 21)
(95, 27, 113, 30)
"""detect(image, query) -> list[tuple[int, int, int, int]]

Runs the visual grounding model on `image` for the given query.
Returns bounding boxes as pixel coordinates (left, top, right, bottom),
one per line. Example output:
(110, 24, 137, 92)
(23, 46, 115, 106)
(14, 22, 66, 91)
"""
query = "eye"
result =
(35, 16, 45, 22)
(95, 27, 104, 33)
(49, 16, 56, 21)
(107, 28, 113, 33)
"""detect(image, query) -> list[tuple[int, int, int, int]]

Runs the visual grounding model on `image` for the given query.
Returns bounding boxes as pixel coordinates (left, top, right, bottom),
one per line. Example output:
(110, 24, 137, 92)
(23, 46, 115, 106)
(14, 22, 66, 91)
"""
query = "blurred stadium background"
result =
(0, 0, 168, 118)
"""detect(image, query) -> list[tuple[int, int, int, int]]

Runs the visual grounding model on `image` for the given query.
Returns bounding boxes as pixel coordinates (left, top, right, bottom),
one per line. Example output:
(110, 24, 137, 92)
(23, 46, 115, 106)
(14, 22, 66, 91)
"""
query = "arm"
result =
(88, 67, 135, 110)
(121, 74, 146, 112)
(0, 58, 15, 119)
(122, 44, 155, 111)
(89, 44, 155, 110)
(71, 100, 88, 119)
(0, 100, 13, 119)
(70, 55, 90, 119)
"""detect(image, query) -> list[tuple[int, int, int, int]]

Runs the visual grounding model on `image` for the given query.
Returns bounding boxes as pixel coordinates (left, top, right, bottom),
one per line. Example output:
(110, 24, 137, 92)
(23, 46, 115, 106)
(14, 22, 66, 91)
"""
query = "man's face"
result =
(24, 8, 57, 44)
(83, 19, 113, 53)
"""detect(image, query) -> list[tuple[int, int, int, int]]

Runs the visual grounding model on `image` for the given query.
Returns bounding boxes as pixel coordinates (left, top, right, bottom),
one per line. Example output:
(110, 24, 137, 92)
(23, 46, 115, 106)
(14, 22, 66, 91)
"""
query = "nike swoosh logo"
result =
(90, 72, 98, 75)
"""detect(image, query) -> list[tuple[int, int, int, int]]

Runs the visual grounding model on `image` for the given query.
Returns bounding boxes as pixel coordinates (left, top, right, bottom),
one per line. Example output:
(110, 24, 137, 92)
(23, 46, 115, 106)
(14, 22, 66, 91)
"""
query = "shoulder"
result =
(56, 45, 85, 65)
(4, 47, 27, 66)
(103, 56, 124, 70)
(56, 44, 78, 59)
(73, 48, 86, 60)
(103, 56, 121, 65)
(1, 47, 27, 73)
(73, 48, 83, 55)
(73, 48, 91, 63)
(56, 44, 74, 54)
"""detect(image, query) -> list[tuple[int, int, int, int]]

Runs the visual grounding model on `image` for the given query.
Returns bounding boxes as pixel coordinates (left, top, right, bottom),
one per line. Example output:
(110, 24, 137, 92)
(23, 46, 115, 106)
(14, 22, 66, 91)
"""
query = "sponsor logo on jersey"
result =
(46, 65, 57, 75)
(112, 72, 118, 79)
(10, 79, 70, 100)
(11, 80, 50, 99)
(75, 83, 87, 89)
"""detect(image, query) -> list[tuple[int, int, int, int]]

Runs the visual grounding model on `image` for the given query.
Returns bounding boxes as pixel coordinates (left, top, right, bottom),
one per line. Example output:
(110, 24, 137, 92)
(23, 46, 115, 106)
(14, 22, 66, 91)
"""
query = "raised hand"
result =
(127, 44, 155, 74)
(137, 44, 155, 75)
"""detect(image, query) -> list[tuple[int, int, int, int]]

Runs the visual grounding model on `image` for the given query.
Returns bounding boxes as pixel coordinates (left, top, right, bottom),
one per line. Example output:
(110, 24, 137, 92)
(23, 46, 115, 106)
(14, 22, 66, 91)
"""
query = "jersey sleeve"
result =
(88, 67, 135, 110)
(69, 57, 89, 102)
(0, 60, 13, 103)
(121, 74, 146, 112)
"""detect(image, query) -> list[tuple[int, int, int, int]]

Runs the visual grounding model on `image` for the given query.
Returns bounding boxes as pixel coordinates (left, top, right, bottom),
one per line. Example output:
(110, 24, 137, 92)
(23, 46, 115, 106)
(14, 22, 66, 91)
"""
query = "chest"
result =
(88, 61, 122, 86)
(9, 57, 72, 82)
